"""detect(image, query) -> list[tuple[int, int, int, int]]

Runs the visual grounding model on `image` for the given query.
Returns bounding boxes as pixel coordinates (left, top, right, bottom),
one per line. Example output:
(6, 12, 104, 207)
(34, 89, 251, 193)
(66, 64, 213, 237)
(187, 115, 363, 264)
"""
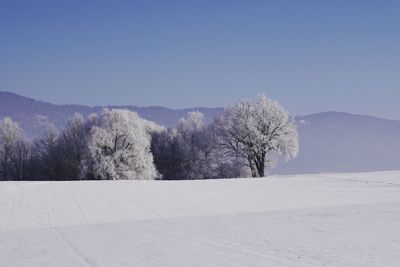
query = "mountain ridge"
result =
(2, 90, 399, 126)
(0, 91, 223, 137)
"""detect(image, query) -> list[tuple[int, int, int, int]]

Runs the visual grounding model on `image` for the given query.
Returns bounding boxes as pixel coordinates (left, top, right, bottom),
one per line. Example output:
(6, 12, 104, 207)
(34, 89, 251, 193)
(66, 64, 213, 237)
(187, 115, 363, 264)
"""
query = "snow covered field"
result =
(1, 171, 400, 266)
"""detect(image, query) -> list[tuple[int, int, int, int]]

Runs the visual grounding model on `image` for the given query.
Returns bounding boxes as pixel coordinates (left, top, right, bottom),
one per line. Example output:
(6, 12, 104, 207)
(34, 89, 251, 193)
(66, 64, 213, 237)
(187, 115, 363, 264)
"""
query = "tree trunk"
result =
(247, 157, 257, 178)
(255, 154, 265, 178)
(19, 158, 23, 180)
(256, 162, 264, 177)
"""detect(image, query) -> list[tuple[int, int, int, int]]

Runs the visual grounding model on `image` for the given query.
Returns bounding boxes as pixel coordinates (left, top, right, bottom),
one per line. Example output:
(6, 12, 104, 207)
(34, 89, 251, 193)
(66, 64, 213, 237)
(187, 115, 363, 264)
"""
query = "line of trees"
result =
(0, 95, 299, 181)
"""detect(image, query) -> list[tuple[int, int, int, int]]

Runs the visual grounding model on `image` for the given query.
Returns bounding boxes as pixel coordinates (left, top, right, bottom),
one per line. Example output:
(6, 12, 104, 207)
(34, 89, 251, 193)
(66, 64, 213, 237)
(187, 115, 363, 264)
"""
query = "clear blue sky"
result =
(0, 0, 399, 119)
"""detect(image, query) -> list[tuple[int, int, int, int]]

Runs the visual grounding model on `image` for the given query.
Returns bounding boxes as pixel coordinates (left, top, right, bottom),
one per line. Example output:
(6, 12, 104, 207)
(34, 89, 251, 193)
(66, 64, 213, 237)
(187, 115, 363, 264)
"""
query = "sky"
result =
(0, 0, 399, 119)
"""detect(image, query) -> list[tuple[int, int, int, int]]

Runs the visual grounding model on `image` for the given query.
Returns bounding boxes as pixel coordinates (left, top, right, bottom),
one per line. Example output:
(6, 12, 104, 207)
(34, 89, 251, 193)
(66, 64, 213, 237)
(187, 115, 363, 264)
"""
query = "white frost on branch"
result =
(214, 95, 299, 177)
(88, 109, 157, 180)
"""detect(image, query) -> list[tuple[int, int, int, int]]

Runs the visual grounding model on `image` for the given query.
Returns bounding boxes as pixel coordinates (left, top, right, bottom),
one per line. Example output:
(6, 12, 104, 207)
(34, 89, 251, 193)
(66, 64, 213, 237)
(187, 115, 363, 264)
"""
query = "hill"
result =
(0, 91, 222, 138)
(1, 91, 400, 174)
(274, 112, 400, 174)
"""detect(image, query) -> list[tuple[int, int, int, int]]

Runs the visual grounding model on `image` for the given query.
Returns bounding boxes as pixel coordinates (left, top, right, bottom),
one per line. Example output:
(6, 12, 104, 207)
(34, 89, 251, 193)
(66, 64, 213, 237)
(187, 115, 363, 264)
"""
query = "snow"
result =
(1, 171, 400, 266)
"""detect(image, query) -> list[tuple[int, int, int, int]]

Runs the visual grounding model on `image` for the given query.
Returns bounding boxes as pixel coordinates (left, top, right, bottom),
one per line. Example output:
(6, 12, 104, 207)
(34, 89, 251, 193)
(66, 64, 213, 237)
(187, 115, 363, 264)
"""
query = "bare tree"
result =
(151, 128, 186, 180)
(12, 138, 30, 180)
(152, 112, 219, 180)
(30, 125, 63, 180)
(58, 113, 88, 179)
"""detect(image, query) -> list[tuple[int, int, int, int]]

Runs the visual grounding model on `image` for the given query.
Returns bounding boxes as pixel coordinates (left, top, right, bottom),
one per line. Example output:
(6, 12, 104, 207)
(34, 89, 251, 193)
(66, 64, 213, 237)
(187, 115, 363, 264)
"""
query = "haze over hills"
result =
(274, 112, 400, 174)
(0, 91, 222, 138)
(1, 91, 399, 174)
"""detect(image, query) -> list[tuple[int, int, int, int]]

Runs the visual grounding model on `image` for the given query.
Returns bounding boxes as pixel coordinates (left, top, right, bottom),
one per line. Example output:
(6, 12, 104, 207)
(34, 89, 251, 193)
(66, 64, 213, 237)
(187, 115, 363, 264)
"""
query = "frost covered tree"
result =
(213, 95, 299, 177)
(0, 117, 19, 179)
(0, 117, 30, 180)
(141, 118, 165, 134)
(87, 109, 157, 180)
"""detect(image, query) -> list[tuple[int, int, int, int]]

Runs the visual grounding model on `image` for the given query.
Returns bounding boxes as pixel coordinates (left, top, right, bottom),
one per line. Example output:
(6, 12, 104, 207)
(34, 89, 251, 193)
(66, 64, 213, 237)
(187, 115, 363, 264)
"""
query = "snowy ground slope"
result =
(0, 171, 400, 266)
